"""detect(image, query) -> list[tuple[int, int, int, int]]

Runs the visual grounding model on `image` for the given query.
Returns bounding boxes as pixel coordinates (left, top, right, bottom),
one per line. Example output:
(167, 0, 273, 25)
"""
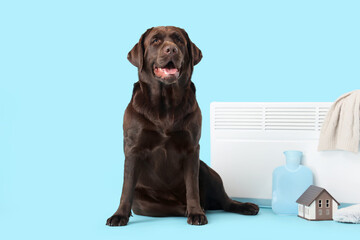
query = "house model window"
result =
(296, 185, 339, 221)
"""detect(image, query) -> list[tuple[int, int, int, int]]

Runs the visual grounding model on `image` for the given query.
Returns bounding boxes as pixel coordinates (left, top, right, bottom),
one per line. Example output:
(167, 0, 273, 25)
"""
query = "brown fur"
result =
(106, 26, 259, 226)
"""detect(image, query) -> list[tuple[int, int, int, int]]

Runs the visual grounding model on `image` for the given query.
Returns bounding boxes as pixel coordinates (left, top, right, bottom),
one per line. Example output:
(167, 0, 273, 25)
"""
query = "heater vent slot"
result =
(214, 107, 263, 130)
(264, 107, 316, 131)
(213, 103, 330, 131)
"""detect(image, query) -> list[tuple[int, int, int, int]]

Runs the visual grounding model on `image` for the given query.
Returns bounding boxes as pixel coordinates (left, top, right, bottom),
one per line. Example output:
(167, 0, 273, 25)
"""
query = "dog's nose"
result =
(163, 45, 178, 55)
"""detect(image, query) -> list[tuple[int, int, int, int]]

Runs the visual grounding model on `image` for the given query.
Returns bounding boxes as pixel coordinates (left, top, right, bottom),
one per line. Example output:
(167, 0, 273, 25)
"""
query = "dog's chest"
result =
(149, 129, 193, 160)
(139, 129, 195, 185)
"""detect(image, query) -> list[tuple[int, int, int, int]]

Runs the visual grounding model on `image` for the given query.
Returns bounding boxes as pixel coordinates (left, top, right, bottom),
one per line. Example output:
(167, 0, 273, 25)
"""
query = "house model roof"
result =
(296, 185, 340, 206)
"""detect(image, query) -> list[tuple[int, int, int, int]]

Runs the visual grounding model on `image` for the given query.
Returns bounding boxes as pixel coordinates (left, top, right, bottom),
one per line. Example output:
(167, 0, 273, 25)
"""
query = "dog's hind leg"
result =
(199, 160, 259, 215)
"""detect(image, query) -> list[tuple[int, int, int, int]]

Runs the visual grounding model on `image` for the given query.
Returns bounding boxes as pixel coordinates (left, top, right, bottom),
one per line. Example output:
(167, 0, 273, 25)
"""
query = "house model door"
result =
(316, 193, 332, 220)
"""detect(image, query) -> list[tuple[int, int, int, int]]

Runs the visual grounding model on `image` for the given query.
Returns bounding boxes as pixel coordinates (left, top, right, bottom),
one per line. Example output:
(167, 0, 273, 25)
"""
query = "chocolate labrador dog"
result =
(106, 26, 259, 226)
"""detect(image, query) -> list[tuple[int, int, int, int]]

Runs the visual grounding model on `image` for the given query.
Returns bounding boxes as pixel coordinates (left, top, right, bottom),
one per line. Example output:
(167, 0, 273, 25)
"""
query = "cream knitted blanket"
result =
(318, 90, 360, 153)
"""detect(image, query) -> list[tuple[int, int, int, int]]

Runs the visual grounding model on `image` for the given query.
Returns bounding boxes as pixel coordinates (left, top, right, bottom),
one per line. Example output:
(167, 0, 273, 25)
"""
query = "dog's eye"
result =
(152, 38, 160, 44)
(174, 35, 184, 43)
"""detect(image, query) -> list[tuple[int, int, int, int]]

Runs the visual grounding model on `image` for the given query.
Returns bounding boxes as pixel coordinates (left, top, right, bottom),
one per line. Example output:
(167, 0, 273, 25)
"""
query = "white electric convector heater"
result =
(210, 102, 360, 206)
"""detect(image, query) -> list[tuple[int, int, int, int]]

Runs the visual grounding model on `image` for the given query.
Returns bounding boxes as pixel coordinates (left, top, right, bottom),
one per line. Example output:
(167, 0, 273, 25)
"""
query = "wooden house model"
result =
(296, 185, 339, 221)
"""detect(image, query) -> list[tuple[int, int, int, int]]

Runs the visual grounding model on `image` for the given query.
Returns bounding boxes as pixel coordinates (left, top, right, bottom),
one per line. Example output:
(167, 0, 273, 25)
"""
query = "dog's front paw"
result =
(187, 213, 208, 225)
(106, 215, 129, 226)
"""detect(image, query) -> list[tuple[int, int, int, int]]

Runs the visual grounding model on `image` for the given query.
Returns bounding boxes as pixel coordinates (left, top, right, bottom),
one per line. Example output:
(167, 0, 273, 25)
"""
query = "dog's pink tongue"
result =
(154, 67, 179, 78)
(163, 68, 178, 74)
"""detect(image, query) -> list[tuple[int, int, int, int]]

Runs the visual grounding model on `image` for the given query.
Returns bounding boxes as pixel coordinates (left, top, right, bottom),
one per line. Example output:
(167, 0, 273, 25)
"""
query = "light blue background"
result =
(1, 1, 359, 239)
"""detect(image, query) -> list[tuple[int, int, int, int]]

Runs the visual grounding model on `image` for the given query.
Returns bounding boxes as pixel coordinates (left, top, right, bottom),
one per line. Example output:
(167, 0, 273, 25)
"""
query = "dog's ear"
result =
(180, 28, 202, 66)
(127, 28, 153, 70)
(190, 42, 202, 66)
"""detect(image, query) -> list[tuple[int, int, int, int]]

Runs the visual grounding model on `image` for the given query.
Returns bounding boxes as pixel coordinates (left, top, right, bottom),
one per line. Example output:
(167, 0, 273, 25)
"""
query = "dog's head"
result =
(127, 26, 202, 85)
